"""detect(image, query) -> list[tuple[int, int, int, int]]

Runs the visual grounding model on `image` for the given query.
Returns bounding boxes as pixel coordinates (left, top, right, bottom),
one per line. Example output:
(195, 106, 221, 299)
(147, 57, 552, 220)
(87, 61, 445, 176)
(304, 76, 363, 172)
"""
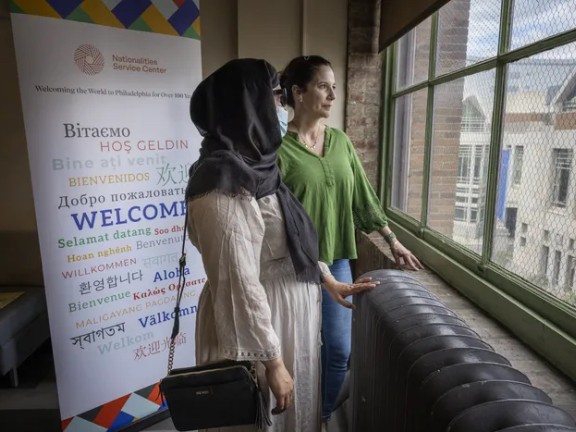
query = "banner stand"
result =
(10, 1, 204, 430)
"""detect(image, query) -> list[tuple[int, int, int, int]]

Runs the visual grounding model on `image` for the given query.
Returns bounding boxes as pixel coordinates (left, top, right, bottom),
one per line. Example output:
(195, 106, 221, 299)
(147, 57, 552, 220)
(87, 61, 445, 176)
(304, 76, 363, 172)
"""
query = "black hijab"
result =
(186, 59, 321, 283)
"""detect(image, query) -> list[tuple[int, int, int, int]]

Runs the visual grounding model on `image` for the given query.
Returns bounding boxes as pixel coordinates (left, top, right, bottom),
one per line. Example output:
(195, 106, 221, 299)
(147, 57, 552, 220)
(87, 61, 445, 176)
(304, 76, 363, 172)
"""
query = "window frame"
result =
(379, 0, 576, 381)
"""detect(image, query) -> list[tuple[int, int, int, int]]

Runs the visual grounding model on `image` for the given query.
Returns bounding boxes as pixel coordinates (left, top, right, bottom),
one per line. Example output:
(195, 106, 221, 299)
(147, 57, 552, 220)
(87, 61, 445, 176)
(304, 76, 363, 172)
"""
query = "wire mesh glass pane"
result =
(428, 70, 496, 254)
(390, 88, 428, 221)
(492, 42, 576, 305)
(511, 0, 576, 51)
(396, 18, 432, 90)
(436, 0, 501, 76)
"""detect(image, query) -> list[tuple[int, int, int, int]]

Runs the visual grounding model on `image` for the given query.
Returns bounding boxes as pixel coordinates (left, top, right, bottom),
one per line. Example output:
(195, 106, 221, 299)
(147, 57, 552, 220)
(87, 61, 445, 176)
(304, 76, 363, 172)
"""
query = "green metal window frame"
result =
(379, 0, 576, 381)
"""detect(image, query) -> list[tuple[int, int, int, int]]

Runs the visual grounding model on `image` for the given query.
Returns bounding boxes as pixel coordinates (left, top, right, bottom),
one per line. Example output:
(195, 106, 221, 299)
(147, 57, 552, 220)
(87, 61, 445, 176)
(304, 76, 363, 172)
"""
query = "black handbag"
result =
(159, 210, 272, 431)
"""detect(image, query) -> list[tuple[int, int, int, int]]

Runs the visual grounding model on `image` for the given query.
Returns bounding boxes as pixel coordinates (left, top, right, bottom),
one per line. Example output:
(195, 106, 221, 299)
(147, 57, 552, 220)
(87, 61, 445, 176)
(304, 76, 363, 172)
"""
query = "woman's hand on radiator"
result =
(322, 276, 379, 309)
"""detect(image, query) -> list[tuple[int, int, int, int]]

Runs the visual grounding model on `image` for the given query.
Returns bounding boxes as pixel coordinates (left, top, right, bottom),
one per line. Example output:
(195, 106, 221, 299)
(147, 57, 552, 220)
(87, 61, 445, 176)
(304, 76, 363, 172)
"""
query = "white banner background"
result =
(11, 13, 204, 420)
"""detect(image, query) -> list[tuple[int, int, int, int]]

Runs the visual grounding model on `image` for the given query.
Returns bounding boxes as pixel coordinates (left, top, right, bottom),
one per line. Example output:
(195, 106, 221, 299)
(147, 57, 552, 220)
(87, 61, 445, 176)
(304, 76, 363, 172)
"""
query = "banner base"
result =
(116, 408, 170, 432)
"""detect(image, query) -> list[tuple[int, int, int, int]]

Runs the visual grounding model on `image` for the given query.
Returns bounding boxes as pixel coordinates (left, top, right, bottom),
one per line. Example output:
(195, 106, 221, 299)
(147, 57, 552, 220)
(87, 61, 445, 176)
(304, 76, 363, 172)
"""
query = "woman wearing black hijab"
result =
(186, 59, 373, 432)
(185, 59, 374, 431)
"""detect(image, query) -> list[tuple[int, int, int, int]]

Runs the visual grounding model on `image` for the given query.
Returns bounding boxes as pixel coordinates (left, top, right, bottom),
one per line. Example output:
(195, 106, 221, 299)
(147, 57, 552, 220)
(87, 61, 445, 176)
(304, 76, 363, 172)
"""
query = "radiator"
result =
(349, 269, 576, 432)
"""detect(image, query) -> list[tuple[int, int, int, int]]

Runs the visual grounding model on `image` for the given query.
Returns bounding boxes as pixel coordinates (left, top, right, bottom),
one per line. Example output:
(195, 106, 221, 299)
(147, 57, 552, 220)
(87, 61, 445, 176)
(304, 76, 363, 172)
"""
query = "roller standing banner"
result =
(10, 1, 204, 430)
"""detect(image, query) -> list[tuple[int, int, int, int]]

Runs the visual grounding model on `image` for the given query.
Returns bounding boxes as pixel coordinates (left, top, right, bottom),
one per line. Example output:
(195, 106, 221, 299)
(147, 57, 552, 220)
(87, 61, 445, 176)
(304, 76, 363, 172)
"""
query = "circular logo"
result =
(74, 44, 105, 75)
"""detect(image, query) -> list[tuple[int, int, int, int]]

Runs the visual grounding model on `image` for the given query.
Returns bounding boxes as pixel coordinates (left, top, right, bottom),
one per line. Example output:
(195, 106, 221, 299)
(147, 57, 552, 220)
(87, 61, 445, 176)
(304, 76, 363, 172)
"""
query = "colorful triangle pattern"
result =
(62, 382, 168, 431)
(9, 0, 194, 428)
(9, 0, 200, 39)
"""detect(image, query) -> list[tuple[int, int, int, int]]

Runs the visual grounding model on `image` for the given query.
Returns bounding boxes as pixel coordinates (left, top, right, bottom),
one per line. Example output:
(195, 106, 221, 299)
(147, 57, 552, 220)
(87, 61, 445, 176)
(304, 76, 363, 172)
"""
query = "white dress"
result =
(187, 192, 323, 432)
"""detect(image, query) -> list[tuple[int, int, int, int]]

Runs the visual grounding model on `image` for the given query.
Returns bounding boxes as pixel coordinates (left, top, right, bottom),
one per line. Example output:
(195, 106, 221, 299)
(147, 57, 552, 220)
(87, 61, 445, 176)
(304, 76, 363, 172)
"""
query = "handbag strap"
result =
(166, 206, 189, 374)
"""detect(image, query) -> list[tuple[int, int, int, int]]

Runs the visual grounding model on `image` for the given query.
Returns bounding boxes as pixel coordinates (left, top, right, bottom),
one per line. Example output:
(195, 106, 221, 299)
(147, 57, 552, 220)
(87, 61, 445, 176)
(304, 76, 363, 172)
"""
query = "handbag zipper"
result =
(170, 364, 258, 386)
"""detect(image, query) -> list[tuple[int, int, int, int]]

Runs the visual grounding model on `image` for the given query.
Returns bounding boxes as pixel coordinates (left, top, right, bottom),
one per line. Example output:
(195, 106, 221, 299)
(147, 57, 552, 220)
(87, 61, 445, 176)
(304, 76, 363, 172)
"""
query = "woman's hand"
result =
(323, 275, 379, 309)
(390, 240, 423, 271)
(263, 358, 294, 415)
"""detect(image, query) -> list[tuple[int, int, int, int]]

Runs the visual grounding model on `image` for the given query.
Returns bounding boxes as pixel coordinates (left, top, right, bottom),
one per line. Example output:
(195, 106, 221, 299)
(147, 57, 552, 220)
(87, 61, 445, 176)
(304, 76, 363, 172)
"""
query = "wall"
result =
(0, 0, 347, 285)
(0, 1, 42, 285)
(345, 0, 383, 187)
(200, 0, 347, 128)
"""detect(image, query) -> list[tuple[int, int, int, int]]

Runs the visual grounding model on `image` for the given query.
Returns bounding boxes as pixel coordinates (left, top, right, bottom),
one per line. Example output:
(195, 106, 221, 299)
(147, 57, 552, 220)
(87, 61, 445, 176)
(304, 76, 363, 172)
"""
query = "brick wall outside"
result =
(405, 21, 432, 220)
(427, 82, 465, 236)
(426, 0, 470, 237)
(346, 0, 470, 238)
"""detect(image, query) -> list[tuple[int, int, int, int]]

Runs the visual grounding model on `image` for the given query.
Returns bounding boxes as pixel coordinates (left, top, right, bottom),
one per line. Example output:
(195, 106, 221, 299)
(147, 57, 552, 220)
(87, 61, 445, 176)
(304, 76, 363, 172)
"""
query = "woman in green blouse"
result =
(278, 55, 422, 421)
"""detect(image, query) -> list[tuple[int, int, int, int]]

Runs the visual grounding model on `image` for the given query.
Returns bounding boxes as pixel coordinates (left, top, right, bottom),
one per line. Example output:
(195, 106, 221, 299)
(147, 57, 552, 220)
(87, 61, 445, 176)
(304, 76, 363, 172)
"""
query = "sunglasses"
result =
(273, 88, 288, 106)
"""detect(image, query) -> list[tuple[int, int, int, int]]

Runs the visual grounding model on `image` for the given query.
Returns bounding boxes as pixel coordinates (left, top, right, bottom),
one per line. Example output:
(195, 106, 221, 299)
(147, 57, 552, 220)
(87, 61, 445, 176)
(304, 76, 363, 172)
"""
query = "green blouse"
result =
(278, 126, 388, 265)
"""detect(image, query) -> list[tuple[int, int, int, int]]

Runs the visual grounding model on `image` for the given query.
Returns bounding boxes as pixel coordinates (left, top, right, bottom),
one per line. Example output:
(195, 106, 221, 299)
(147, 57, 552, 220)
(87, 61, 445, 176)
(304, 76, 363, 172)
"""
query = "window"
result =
(551, 149, 572, 208)
(512, 146, 524, 185)
(470, 209, 478, 222)
(457, 145, 472, 183)
(387, 0, 576, 314)
(386, 0, 576, 305)
(540, 246, 550, 277)
(552, 251, 562, 286)
(555, 234, 565, 248)
(566, 256, 575, 291)
(455, 206, 467, 221)
(472, 146, 484, 184)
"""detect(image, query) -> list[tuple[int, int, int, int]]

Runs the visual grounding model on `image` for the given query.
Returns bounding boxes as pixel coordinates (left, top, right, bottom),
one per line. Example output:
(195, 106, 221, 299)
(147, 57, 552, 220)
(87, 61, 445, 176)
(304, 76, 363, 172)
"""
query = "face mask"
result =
(276, 105, 288, 137)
